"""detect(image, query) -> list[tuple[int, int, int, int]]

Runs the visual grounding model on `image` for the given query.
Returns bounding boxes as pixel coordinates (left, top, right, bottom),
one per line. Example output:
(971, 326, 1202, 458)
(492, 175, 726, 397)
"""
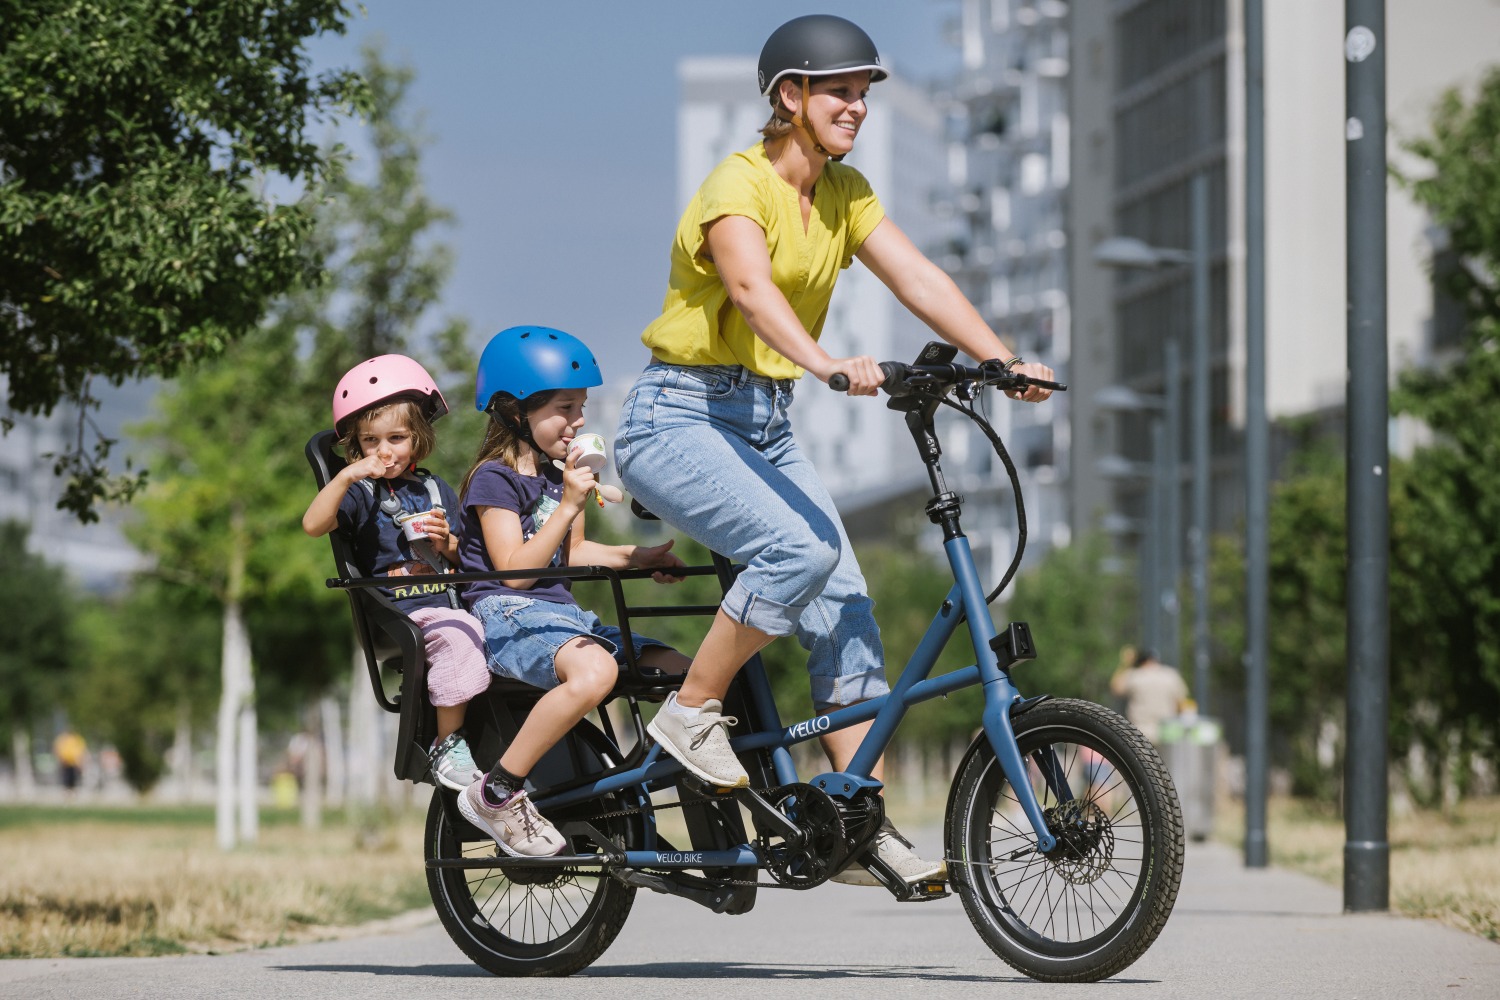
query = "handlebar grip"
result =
(829, 362, 909, 395)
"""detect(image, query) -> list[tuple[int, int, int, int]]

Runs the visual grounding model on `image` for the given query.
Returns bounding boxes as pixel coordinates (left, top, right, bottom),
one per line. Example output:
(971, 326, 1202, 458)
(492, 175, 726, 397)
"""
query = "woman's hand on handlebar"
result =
(1005, 361, 1056, 403)
(820, 355, 883, 396)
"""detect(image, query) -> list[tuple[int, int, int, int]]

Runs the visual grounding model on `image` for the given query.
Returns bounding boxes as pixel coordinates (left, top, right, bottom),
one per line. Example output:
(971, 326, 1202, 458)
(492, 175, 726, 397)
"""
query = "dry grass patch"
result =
(1217, 795, 1500, 941)
(0, 805, 430, 958)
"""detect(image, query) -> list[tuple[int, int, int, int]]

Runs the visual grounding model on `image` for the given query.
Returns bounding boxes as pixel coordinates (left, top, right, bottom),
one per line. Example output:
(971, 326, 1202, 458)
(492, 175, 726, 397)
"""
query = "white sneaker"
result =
(429, 733, 484, 791)
(458, 783, 567, 858)
(646, 694, 749, 788)
(831, 817, 948, 886)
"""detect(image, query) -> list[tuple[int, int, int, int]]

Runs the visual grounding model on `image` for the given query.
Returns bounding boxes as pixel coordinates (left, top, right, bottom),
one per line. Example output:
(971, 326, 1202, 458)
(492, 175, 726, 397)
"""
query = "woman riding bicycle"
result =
(615, 14, 1054, 888)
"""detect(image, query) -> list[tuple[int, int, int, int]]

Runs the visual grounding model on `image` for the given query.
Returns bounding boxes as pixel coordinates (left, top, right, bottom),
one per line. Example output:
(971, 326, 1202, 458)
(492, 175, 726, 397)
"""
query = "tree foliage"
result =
(69, 582, 220, 793)
(0, 521, 76, 751)
(0, 0, 365, 519)
(1392, 65, 1500, 797)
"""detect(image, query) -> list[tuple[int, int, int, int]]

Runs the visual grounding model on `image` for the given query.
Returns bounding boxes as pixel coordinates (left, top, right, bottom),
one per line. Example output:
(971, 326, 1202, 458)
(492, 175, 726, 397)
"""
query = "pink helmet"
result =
(332, 354, 449, 433)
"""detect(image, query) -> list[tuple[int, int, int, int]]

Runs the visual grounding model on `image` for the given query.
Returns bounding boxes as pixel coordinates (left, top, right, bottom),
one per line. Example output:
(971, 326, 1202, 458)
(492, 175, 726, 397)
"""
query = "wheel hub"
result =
(1042, 798, 1115, 885)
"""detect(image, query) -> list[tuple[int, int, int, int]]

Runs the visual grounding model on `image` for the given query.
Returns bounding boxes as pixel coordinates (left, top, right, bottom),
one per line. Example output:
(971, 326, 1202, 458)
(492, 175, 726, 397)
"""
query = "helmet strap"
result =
(790, 75, 832, 158)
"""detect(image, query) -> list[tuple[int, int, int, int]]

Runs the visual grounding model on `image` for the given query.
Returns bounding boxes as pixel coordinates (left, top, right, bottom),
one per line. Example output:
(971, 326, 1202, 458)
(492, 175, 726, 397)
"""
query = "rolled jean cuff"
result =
(721, 577, 802, 637)
(810, 669, 892, 714)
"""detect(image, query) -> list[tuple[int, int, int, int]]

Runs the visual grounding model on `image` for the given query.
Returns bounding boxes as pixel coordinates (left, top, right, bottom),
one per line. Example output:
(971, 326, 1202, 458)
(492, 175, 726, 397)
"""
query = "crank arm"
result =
(735, 786, 805, 846)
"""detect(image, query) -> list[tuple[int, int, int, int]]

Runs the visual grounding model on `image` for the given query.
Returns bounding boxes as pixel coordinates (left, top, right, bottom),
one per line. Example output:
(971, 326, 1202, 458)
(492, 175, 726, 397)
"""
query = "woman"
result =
(615, 14, 1054, 887)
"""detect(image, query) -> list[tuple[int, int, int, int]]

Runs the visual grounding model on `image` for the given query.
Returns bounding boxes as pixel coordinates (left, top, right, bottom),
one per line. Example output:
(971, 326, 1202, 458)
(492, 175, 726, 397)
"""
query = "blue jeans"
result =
(614, 361, 888, 711)
(471, 595, 670, 689)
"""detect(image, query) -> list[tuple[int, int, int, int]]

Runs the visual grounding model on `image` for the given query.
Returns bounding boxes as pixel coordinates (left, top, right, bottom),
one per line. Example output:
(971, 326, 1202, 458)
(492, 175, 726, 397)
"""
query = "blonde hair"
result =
(339, 399, 436, 465)
(460, 391, 555, 498)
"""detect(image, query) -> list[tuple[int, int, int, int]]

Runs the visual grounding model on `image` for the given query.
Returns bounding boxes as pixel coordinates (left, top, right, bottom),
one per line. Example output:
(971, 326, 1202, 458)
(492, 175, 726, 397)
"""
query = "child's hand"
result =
(631, 538, 687, 584)
(421, 507, 450, 546)
(559, 448, 598, 511)
(344, 452, 389, 482)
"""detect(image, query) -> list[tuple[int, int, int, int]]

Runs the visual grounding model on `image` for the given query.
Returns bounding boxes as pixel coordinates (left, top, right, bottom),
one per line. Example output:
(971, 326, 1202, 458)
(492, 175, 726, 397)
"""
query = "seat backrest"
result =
(305, 430, 435, 781)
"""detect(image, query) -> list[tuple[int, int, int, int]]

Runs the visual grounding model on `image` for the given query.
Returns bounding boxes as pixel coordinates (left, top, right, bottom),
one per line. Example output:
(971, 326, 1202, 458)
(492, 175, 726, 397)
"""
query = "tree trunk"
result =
(320, 695, 345, 810)
(169, 701, 194, 803)
(217, 509, 258, 850)
(347, 644, 381, 808)
(300, 733, 323, 829)
(236, 666, 258, 844)
(11, 730, 34, 801)
(216, 599, 247, 850)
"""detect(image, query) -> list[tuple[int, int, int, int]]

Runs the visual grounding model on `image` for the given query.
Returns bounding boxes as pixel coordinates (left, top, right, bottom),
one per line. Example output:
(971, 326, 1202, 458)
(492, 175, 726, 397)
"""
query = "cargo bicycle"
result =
(306, 342, 1184, 983)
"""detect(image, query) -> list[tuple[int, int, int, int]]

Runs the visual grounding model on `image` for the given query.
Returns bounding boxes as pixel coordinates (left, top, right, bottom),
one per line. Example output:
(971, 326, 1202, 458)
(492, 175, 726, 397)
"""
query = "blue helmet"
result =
(474, 326, 602, 411)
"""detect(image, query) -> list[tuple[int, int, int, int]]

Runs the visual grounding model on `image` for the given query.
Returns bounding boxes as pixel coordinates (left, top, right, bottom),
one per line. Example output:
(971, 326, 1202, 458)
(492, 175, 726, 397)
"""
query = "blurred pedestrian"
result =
(53, 728, 87, 796)
(1110, 648, 1189, 746)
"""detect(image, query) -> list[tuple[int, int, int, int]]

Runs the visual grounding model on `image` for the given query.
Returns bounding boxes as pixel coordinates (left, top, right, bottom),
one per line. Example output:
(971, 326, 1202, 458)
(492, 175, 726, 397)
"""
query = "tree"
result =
(0, 521, 76, 794)
(129, 318, 321, 846)
(0, 0, 365, 520)
(69, 582, 220, 794)
(290, 43, 472, 826)
(1392, 66, 1500, 797)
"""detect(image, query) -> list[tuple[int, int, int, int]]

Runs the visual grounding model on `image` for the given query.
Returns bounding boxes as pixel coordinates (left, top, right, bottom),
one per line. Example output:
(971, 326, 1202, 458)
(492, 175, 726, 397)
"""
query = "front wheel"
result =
(945, 698, 1184, 982)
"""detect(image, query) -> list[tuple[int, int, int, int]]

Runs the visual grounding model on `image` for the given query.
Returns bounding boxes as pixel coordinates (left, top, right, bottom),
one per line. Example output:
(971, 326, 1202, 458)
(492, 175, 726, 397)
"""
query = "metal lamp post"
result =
(1094, 373, 1183, 669)
(1092, 174, 1212, 712)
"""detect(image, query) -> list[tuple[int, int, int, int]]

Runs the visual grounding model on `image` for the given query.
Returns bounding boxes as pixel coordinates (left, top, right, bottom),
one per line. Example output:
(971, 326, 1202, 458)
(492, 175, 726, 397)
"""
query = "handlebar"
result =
(827, 362, 1068, 396)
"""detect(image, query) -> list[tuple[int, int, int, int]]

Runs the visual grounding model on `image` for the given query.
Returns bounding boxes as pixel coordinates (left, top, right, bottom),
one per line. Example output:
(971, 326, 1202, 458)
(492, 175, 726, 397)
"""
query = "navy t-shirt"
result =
(459, 461, 575, 607)
(336, 472, 461, 611)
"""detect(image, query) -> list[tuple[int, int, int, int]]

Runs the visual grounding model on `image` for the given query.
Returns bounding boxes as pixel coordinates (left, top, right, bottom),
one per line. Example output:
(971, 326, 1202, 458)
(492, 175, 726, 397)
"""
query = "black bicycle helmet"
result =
(757, 14, 887, 98)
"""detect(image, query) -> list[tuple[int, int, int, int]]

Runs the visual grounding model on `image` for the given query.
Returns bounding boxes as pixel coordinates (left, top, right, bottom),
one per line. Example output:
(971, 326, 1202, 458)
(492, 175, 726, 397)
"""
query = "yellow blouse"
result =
(641, 142, 885, 379)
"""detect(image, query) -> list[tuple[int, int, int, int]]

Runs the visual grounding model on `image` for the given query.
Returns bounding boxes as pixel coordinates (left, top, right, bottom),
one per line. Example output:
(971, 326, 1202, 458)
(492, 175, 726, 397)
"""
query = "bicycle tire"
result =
(944, 698, 1184, 982)
(424, 718, 642, 977)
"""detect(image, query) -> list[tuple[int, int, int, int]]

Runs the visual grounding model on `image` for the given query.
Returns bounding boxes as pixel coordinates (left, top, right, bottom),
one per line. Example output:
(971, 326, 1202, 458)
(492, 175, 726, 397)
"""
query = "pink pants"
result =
(407, 607, 492, 707)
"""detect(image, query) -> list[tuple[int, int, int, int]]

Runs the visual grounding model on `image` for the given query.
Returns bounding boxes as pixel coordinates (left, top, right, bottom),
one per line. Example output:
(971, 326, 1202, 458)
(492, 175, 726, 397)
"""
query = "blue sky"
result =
(305, 2, 962, 384)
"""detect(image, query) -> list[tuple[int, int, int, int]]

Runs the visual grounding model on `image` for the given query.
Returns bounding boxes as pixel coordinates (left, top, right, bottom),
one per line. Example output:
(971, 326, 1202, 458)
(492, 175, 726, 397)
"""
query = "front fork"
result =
(947, 537, 1060, 854)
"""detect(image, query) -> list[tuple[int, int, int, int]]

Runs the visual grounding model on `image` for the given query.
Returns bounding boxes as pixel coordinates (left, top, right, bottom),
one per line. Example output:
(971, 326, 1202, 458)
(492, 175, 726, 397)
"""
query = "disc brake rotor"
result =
(1043, 798, 1115, 885)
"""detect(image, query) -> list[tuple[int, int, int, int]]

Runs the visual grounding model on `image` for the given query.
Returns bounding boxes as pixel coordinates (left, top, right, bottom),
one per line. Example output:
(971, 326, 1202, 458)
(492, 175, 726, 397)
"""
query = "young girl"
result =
(303, 354, 490, 792)
(456, 326, 689, 858)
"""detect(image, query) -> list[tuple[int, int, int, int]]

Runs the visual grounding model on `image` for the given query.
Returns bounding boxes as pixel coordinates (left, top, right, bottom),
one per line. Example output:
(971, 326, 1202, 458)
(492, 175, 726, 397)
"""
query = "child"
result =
(457, 326, 690, 858)
(303, 354, 491, 792)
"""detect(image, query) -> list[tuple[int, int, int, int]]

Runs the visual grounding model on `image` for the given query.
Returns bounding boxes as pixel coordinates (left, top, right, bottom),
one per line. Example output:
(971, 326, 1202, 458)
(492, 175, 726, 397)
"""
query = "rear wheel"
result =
(424, 719, 643, 976)
(945, 699, 1183, 982)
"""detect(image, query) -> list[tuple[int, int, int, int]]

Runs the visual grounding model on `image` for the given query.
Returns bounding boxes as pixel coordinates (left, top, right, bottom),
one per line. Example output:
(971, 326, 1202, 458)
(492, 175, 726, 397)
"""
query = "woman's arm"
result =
(856, 218, 1053, 402)
(704, 215, 885, 396)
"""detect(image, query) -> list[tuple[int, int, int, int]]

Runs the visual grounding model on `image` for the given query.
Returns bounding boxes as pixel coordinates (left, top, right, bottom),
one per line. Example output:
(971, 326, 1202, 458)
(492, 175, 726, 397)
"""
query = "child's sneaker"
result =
(429, 733, 484, 791)
(458, 782, 567, 858)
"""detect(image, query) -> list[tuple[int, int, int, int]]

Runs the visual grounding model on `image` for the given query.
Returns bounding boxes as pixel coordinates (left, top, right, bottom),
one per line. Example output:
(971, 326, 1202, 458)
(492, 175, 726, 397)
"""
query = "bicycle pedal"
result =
(680, 773, 739, 797)
(896, 879, 951, 902)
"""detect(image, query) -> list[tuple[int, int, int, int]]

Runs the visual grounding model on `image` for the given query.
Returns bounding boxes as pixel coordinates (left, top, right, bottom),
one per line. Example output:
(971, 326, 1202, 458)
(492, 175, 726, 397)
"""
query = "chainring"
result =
(758, 783, 846, 889)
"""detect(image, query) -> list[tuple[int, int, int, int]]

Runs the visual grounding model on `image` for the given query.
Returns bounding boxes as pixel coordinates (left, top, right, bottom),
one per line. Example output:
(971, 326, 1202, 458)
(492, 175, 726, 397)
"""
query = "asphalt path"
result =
(4, 836, 1496, 1000)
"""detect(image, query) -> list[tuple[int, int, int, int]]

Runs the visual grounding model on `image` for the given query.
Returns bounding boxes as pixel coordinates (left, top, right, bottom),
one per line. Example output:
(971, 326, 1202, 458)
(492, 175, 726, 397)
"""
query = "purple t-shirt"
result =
(336, 472, 461, 612)
(459, 461, 576, 607)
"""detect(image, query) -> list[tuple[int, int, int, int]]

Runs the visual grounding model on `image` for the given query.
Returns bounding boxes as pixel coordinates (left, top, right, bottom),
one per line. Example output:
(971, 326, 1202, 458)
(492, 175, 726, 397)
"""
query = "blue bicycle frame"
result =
(526, 376, 1065, 867)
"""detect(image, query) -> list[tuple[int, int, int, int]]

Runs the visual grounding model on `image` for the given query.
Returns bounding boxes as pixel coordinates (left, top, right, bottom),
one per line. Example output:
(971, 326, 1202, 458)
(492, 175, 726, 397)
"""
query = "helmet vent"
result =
(368, 376, 378, 384)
